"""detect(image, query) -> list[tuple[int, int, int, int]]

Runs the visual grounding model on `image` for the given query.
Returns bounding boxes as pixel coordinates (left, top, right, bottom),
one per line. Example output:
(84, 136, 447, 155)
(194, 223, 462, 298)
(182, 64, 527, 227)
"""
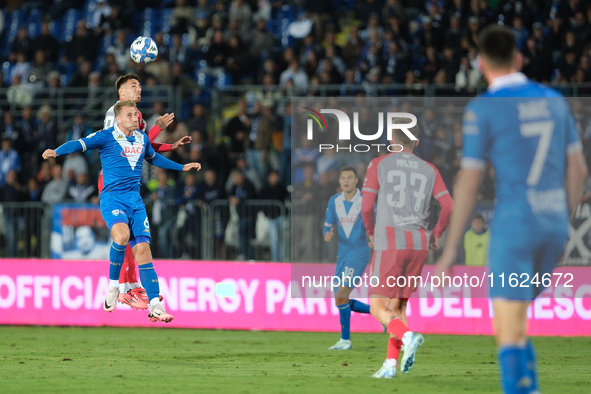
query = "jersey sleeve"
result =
(324, 196, 336, 235)
(362, 158, 379, 195)
(104, 107, 115, 130)
(144, 133, 156, 159)
(79, 131, 108, 152)
(430, 165, 453, 239)
(460, 101, 488, 171)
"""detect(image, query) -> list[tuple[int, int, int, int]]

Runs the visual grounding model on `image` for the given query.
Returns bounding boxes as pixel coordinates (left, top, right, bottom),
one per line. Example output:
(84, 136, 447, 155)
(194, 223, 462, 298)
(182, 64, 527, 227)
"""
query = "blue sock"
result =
(498, 345, 530, 394)
(337, 303, 351, 340)
(349, 299, 370, 313)
(138, 262, 160, 302)
(525, 340, 539, 391)
(109, 242, 126, 281)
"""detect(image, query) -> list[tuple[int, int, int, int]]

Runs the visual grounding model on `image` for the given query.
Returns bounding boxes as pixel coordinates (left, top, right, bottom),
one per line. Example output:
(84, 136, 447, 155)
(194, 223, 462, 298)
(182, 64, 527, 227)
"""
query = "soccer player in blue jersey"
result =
(435, 25, 588, 393)
(43, 100, 201, 323)
(324, 166, 371, 350)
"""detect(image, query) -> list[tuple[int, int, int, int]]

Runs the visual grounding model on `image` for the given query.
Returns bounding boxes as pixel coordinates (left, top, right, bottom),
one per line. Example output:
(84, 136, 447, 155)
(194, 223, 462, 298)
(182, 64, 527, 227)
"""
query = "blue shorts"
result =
(334, 246, 371, 291)
(488, 222, 567, 300)
(100, 190, 151, 248)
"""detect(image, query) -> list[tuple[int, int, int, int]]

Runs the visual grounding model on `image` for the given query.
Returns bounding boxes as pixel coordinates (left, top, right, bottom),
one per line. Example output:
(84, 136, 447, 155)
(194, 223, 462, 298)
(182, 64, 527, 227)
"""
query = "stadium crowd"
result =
(1, 0, 591, 260)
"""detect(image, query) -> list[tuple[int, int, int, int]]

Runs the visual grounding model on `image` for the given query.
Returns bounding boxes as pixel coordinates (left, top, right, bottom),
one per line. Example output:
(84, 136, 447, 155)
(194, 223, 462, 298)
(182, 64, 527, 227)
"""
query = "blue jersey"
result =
(324, 189, 369, 256)
(79, 124, 156, 193)
(462, 73, 581, 230)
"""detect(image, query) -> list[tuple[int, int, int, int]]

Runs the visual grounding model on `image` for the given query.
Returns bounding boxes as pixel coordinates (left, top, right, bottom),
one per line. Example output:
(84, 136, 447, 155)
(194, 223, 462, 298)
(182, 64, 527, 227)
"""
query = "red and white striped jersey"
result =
(361, 150, 452, 251)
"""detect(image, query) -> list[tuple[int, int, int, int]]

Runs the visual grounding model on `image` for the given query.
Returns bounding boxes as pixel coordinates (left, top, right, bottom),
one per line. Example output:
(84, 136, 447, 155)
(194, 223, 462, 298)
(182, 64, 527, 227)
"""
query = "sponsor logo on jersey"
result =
(120, 145, 144, 157)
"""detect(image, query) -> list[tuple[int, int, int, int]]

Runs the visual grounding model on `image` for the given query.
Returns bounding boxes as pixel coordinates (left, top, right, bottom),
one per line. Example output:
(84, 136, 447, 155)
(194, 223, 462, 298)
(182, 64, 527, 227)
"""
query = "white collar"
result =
(114, 122, 135, 137)
(341, 188, 361, 202)
(488, 72, 528, 93)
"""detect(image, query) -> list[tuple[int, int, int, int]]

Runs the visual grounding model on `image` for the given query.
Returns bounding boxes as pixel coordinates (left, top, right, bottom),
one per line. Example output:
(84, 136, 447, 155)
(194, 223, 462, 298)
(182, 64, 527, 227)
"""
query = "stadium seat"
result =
(2, 62, 13, 86)
(215, 73, 232, 89)
(62, 9, 82, 42)
(142, 21, 156, 39)
(160, 9, 173, 33)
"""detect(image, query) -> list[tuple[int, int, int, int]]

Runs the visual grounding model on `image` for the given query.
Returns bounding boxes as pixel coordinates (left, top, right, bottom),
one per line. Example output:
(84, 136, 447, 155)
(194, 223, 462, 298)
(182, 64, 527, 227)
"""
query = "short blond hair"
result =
(114, 100, 136, 117)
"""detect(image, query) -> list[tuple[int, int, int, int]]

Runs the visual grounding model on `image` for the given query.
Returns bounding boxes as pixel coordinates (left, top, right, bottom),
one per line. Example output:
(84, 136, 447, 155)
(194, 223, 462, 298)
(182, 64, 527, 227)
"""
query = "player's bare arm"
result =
(155, 113, 175, 129)
(435, 168, 484, 277)
(42, 149, 57, 160)
(172, 135, 192, 150)
(183, 163, 202, 172)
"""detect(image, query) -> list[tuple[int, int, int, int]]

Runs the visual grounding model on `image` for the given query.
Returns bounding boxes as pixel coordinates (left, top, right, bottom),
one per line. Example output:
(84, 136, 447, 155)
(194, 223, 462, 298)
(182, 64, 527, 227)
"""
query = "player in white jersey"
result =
(361, 121, 453, 378)
(324, 166, 371, 350)
(435, 26, 587, 393)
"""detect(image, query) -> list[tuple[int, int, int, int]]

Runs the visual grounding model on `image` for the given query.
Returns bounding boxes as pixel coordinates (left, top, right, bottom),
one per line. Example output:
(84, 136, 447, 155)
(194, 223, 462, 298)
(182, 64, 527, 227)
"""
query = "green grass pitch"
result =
(0, 326, 589, 393)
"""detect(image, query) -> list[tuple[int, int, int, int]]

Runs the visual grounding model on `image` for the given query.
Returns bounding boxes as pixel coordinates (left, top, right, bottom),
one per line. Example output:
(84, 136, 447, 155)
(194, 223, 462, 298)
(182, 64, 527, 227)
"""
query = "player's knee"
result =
(111, 231, 129, 246)
(335, 298, 349, 306)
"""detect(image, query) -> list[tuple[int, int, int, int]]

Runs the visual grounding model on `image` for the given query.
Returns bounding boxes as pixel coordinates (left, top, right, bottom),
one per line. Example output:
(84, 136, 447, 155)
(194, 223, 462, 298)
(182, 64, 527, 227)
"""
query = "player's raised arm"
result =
(42, 131, 105, 160)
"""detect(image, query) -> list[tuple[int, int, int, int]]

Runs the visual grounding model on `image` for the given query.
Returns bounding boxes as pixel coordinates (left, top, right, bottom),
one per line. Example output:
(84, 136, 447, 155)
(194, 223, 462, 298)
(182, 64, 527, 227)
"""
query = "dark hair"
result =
(339, 166, 358, 177)
(268, 169, 280, 177)
(478, 25, 516, 69)
(472, 213, 485, 221)
(115, 73, 140, 91)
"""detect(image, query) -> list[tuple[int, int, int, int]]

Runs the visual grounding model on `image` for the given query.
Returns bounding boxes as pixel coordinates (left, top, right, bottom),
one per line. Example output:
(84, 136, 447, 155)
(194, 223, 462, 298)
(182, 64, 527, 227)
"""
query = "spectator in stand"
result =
(259, 169, 289, 261)
(0, 170, 23, 257)
(145, 169, 177, 258)
(279, 60, 309, 92)
(64, 20, 99, 63)
(41, 164, 68, 203)
(229, 0, 252, 35)
(9, 27, 33, 62)
(36, 105, 58, 159)
(37, 161, 52, 189)
(0, 135, 21, 187)
(185, 103, 209, 143)
(170, 0, 194, 35)
(229, 169, 257, 260)
(197, 169, 228, 259)
(107, 29, 131, 71)
(224, 99, 250, 161)
(67, 172, 98, 203)
(7, 75, 34, 109)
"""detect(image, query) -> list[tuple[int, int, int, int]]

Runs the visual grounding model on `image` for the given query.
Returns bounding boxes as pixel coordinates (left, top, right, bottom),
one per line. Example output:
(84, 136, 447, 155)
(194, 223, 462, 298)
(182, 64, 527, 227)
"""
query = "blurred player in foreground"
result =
(323, 166, 371, 350)
(102, 73, 190, 310)
(435, 25, 587, 393)
(361, 123, 453, 378)
(43, 100, 201, 323)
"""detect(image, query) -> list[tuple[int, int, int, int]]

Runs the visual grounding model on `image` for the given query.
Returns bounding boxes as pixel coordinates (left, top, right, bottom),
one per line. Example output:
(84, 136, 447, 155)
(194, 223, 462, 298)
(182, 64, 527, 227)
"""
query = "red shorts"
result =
(369, 249, 428, 298)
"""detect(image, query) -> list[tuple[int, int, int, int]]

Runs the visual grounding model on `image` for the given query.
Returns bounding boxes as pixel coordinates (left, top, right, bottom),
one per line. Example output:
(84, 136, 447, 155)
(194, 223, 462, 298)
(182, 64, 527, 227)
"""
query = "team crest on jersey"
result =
(112, 209, 120, 216)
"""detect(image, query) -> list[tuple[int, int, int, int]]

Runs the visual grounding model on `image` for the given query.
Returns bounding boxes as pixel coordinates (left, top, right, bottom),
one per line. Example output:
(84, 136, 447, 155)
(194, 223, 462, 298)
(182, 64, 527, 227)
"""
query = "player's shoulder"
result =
(328, 193, 340, 204)
(367, 153, 390, 169)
